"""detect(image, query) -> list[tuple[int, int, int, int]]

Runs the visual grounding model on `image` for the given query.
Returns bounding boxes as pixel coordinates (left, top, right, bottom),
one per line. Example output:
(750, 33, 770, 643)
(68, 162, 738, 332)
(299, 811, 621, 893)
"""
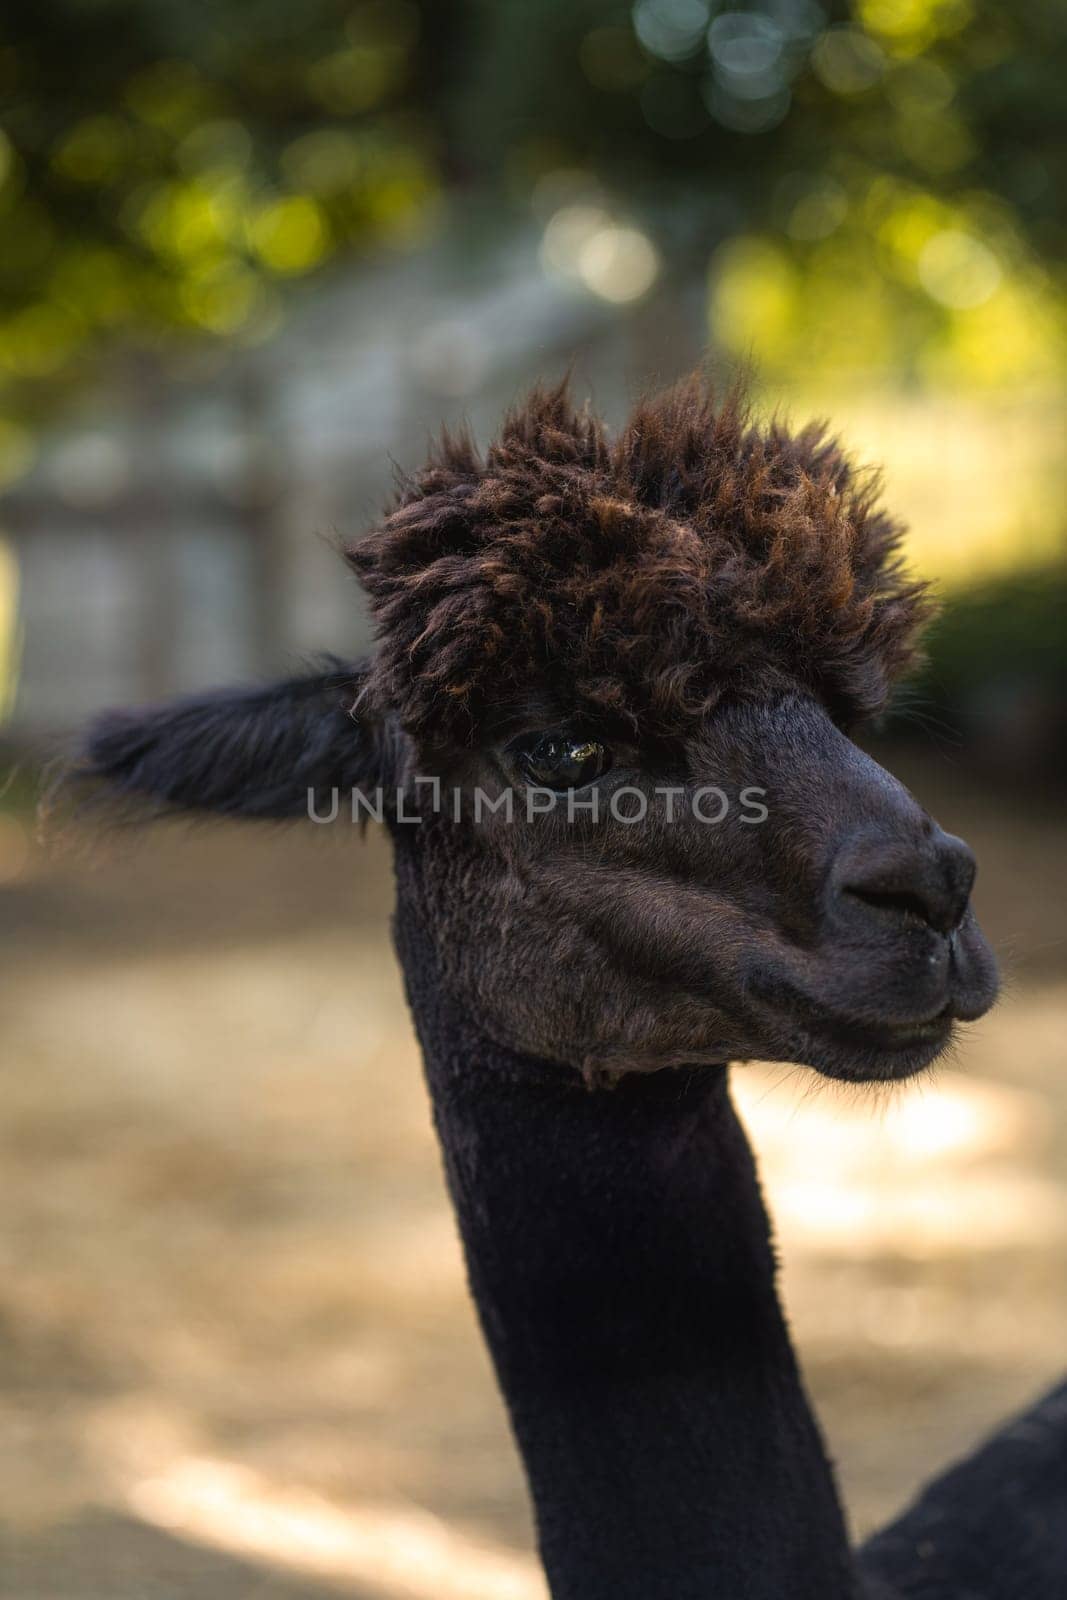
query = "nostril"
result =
(832, 820, 977, 938)
(843, 883, 937, 927)
(836, 829, 975, 936)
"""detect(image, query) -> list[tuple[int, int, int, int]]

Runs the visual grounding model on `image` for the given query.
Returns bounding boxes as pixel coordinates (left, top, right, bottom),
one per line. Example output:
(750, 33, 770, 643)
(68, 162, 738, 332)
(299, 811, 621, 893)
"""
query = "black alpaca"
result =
(66, 381, 1067, 1598)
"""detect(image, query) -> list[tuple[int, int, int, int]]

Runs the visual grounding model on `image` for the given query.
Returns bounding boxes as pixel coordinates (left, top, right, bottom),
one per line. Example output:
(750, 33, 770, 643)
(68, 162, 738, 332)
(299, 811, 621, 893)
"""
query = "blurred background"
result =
(1, 1, 1064, 1594)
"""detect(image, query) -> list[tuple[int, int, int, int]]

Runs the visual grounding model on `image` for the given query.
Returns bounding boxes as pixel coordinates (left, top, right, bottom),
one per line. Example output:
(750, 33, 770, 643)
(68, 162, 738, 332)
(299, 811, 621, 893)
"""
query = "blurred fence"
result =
(0, 228, 707, 736)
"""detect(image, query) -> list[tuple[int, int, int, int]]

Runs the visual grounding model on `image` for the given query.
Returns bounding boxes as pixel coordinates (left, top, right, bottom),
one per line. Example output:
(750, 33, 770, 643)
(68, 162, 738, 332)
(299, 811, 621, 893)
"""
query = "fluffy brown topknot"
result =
(346, 377, 932, 746)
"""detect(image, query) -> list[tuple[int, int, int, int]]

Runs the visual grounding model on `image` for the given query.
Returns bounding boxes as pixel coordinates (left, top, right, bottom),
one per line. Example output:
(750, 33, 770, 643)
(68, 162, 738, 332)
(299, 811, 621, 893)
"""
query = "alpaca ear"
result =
(58, 659, 399, 824)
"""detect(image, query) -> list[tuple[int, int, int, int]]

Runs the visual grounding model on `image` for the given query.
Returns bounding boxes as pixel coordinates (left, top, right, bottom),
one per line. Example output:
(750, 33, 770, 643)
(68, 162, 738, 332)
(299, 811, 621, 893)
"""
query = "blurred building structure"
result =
(1, 229, 704, 735)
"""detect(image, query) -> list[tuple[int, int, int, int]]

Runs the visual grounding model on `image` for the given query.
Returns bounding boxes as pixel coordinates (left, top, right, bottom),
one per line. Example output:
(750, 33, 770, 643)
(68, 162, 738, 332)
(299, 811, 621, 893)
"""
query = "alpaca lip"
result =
(807, 1003, 954, 1055)
(785, 1001, 957, 1083)
(747, 969, 961, 1080)
(744, 901, 998, 1080)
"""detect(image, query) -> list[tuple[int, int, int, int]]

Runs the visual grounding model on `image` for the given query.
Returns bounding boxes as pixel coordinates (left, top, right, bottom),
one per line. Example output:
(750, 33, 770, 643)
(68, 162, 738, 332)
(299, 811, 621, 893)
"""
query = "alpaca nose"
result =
(832, 827, 976, 936)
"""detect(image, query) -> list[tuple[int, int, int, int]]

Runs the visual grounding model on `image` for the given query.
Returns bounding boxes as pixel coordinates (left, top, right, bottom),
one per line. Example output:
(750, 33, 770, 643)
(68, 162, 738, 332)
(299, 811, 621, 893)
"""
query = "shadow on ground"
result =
(4, 1513, 360, 1600)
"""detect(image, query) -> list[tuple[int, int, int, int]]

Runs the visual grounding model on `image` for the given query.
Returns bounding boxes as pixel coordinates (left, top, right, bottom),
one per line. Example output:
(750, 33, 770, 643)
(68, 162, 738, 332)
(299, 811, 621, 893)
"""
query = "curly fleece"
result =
(346, 377, 932, 744)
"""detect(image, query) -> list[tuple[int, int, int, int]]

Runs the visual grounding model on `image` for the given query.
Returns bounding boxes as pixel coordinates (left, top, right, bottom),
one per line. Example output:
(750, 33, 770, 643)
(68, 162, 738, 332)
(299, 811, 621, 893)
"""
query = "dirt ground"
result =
(1, 752, 1065, 1598)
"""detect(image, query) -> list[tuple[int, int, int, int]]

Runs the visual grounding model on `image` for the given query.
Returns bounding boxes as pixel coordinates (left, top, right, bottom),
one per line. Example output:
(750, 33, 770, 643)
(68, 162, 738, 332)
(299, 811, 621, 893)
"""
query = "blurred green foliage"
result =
(0, 0, 1065, 467)
(0, 0, 457, 432)
(484, 0, 1065, 254)
(480, 0, 1066, 386)
(919, 565, 1067, 702)
(890, 563, 1067, 773)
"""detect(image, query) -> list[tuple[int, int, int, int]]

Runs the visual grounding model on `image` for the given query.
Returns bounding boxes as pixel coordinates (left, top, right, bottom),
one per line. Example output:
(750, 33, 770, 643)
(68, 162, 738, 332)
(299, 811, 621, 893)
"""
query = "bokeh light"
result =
(540, 204, 660, 301)
(918, 229, 1002, 310)
(632, 0, 711, 63)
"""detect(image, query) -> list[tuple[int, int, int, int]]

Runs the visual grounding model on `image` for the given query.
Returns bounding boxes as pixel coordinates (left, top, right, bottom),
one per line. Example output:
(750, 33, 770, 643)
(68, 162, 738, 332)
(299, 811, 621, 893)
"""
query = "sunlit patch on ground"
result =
(123, 1453, 546, 1600)
(735, 1066, 1064, 1256)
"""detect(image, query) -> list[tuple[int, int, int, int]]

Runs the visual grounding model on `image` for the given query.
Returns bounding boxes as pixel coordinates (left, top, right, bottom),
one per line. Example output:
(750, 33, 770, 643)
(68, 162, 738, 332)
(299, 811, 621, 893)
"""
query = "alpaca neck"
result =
(395, 905, 858, 1600)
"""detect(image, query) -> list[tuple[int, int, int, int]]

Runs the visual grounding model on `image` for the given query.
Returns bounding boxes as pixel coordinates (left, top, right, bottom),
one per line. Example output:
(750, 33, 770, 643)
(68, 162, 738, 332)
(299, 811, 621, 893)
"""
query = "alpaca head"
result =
(341, 379, 997, 1082)
(73, 378, 998, 1084)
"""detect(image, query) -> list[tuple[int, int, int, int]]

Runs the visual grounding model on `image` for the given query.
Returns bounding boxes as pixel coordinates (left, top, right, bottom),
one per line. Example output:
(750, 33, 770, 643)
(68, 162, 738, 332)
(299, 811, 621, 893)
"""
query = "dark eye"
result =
(515, 732, 611, 791)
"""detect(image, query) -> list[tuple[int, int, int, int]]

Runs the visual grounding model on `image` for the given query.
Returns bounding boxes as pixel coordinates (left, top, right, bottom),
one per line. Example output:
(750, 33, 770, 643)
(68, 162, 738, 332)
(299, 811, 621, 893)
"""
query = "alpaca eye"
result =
(517, 733, 611, 791)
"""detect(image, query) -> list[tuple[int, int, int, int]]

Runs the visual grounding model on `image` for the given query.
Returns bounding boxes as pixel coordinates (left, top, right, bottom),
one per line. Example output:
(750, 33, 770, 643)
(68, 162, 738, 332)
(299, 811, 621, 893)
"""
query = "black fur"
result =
(55, 660, 383, 824)
(859, 1379, 1067, 1596)
(397, 899, 858, 1600)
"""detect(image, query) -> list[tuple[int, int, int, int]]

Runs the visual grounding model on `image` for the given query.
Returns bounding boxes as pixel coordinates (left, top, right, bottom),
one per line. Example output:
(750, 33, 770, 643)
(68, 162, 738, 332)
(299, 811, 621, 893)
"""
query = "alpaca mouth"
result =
(741, 906, 998, 1082)
(748, 973, 961, 1082)
(791, 1001, 956, 1082)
